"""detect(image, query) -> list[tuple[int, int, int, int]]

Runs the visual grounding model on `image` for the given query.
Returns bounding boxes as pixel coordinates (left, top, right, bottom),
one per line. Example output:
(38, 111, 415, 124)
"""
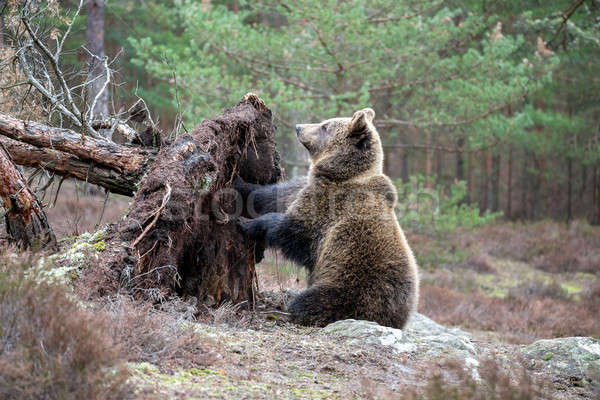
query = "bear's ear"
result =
(359, 107, 375, 122)
(348, 108, 375, 138)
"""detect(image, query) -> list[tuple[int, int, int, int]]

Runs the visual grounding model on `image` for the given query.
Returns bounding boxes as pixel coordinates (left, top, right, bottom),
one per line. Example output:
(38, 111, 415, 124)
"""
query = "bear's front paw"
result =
(236, 216, 251, 233)
(237, 216, 264, 238)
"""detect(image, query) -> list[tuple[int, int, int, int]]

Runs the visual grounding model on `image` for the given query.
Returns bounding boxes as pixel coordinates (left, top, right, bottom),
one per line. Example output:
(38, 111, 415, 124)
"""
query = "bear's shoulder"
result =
(358, 174, 397, 208)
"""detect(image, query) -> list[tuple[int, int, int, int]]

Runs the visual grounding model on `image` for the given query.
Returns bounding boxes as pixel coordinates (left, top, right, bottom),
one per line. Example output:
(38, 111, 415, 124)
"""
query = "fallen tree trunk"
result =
(0, 137, 146, 196)
(0, 113, 153, 173)
(0, 143, 57, 250)
(0, 114, 156, 196)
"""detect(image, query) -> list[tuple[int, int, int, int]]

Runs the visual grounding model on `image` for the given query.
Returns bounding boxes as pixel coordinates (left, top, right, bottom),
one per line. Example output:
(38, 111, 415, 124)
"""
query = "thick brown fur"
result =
(237, 108, 419, 329)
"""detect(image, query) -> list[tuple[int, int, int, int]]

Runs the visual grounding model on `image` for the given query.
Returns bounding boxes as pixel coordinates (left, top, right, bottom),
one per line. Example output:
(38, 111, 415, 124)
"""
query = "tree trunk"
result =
(506, 146, 513, 219)
(86, 0, 109, 122)
(399, 130, 410, 183)
(467, 151, 473, 203)
(0, 144, 57, 250)
(592, 165, 600, 225)
(491, 152, 500, 212)
(114, 94, 281, 304)
(567, 157, 573, 223)
(456, 138, 465, 182)
(412, 141, 421, 179)
(424, 129, 432, 188)
(479, 151, 488, 214)
(531, 156, 542, 220)
(435, 148, 442, 186)
(401, 149, 409, 183)
(521, 150, 530, 219)
(383, 147, 390, 177)
(0, 13, 5, 47)
(579, 164, 587, 204)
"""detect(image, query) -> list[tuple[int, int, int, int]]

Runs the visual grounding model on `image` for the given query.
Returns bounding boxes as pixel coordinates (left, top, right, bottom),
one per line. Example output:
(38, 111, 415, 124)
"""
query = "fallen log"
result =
(0, 143, 57, 250)
(0, 136, 146, 196)
(0, 113, 153, 173)
(0, 113, 157, 196)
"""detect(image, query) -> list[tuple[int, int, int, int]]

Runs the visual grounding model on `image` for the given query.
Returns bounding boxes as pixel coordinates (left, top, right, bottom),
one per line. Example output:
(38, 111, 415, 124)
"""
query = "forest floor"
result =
(2, 181, 599, 399)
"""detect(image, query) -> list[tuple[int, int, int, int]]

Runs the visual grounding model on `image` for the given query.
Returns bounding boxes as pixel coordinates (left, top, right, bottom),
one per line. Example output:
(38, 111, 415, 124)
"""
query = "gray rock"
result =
(522, 337, 600, 383)
(321, 318, 409, 351)
(403, 313, 477, 358)
(321, 313, 477, 360)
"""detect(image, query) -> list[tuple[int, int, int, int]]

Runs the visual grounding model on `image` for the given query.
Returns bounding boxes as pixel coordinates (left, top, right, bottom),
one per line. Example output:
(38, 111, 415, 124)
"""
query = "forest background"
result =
(3, 0, 599, 229)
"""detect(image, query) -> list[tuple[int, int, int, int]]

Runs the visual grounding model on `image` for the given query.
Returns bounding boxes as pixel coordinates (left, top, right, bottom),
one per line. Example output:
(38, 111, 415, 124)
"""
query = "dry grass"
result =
(359, 356, 546, 400)
(459, 252, 498, 274)
(407, 219, 600, 275)
(409, 357, 545, 400)
(257, 250, 307, 292)
(0, 251, 131, 400)
(100, 297, 224, 369)
(404, 219, 600, 343)
(73, 266, 225, 370)
(471, 220, 600, 274)
(0, 249, 225, 399)
(420, 282, 600, 343)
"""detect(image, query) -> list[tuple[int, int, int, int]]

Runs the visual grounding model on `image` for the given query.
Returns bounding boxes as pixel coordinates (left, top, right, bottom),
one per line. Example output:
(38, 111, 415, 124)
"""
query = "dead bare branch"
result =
(20, 12, 100, 138)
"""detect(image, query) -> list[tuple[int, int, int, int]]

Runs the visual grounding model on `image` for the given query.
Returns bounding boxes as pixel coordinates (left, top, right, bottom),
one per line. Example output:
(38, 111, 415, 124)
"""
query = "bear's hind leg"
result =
(288, 286, 351, 327)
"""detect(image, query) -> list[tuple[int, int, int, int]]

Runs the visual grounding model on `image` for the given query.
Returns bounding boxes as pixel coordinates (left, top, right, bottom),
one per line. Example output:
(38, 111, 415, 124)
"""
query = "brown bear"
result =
(236, 108, 419, 329)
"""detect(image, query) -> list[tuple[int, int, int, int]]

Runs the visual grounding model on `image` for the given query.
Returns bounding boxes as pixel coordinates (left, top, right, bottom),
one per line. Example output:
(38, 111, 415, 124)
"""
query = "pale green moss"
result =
(189, 368, 221, 376)
(93, 241, 106, 252)
(488, 287, 508, 298)
(575, 272, 596, 281)
(129, 362, 264, 396)
(542, 352, 554, 361)
(583, 354, 600, 361)
(561, 283, 582, 295)
(200, 175, 213, 189)
(90, 229, 106, 242)
(290, 388, 338, 399)
(34, 228, 108, 284)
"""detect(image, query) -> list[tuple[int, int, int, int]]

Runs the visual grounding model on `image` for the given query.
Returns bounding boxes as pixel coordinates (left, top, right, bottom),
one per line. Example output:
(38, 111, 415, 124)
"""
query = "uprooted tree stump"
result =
(0, 143, 57, 250)
(113, 94, 282, 304)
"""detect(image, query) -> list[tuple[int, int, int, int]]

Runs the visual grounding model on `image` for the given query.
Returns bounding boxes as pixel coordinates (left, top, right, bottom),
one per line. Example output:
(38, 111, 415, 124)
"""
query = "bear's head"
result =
(295, 108, 383, 182)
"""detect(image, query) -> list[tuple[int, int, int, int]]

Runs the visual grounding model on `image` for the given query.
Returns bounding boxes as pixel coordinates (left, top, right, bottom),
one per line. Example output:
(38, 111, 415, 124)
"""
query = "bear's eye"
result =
(320, 123, 328, 133)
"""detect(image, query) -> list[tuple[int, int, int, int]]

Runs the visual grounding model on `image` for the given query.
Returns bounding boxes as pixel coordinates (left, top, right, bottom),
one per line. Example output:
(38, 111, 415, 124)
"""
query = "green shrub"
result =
(396, 175, 502, 236)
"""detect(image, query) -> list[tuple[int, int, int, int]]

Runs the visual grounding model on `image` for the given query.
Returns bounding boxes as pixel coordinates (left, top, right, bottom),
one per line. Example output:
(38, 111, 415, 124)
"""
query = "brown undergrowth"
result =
(408, 357, 545, 400)
(420, 281, 600, 344)
(100, 298, 225, 369)
(466, 220, 600, 274)
(74, 261, 226, 370)
(44, 181, 130, 238)
(405, 219, 600, 343)
(0, 250, 225, 399)
(0, 251, 131, 400)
